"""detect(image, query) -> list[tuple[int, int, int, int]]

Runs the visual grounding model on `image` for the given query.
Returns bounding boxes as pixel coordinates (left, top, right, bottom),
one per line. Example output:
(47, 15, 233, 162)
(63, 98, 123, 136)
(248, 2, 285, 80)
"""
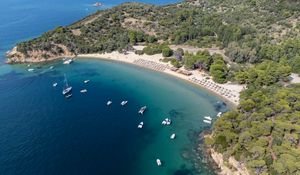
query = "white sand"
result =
(290, 73, 300, 84)
(77, 51, 244, 106)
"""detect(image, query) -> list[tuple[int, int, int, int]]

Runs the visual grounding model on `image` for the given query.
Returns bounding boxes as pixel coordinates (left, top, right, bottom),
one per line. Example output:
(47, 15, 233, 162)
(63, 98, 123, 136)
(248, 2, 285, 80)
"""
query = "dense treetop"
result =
(10, 0, 300, 71)
(207, 84, 300, 175)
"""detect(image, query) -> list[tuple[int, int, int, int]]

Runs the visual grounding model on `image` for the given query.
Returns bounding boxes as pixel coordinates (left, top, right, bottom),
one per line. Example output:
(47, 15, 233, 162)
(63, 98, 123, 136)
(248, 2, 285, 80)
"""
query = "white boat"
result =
(53, 82, 58, 87)
(217, 112, 222, 117)
(204, 116, 212, 120)
(49, 66, 54, 69)
(162, 118, 171, 125)
(80, 89, 87, 93)
(65, 94, 72, 98)
(203, 120, 211, 124)
(121, 101, 128, 106)
(170, 133, 176, 139)
(93, 2, 102, 7)
(138, 106, 147, 114)
(63, 87, 72, 95)
(62, 74, 72, 95)
(107, 101, 112, 105)
(27, 64, 31, 67)
(84, 80, 90, 84)
(63, 59, 73, 64)
(156, 159, 162, 166)
(137, 122, 144, 128)
(28, 68, 34, 72)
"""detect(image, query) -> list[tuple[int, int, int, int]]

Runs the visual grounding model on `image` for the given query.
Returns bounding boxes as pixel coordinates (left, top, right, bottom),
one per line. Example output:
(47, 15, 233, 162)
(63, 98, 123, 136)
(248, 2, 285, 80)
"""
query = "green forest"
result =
(8, 0, 300, 174)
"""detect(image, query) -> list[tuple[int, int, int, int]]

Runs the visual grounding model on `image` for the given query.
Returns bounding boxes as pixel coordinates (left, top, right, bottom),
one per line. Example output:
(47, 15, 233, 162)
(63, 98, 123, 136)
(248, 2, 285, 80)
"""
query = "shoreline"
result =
(76, 51, 244, 106)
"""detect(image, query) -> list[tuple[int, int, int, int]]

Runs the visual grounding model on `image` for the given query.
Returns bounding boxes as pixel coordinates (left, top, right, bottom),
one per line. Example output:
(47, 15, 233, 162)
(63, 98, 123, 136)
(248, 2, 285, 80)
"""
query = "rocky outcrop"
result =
(6, 44, 75, 64)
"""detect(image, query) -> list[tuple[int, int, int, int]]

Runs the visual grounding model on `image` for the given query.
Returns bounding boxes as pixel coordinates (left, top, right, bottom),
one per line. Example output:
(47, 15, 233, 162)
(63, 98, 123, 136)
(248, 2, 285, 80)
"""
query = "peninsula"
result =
(6, 0, 300, 174)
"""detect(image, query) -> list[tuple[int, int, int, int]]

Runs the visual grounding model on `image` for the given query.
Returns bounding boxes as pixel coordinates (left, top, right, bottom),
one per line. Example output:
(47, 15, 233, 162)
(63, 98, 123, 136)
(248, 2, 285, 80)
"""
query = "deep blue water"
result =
(0, 0, 227, 174)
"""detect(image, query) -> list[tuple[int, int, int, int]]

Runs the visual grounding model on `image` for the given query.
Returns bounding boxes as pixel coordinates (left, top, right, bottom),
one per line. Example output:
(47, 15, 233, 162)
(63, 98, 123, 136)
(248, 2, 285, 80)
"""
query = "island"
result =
(6, 0, 300, 174)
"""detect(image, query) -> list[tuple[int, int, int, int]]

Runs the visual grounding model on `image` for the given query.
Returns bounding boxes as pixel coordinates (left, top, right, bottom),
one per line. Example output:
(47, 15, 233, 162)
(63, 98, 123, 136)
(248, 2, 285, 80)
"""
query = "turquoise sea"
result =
(0, 0, 228, 174)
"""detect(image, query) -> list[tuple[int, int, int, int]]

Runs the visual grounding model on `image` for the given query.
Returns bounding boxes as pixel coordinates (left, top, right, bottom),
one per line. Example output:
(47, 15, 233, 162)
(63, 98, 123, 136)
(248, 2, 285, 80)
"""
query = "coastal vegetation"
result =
(207, 84, 300, 175)
(7, 0, 300, 174)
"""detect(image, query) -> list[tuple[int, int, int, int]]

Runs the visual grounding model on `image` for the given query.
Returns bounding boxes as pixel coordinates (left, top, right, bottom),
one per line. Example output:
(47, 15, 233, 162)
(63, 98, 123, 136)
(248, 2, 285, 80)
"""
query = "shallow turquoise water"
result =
(0, 59, 227, 174)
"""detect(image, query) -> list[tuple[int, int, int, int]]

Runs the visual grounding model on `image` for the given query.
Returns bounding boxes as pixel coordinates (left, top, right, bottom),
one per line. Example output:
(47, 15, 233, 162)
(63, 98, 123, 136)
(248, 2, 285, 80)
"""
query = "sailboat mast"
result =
(64, 74, 69, 87)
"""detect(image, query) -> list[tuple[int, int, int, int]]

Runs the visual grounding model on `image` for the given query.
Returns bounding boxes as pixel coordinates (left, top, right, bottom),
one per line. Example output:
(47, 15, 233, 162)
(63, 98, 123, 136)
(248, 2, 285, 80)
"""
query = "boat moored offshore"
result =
(138, 106, 147, 114)
(63, 58, 73, 64)
(80, 89, 87, 93)
(62, 74, 72, 95)
(170, 133, 176, 139)
(137, 122, 144, 128)
(203, 120, 211, 124)
(107, 101, 112, 106)
(156, 159, 162, 166)
(121, 101, 128, 106)
(204, 116, 212, 120)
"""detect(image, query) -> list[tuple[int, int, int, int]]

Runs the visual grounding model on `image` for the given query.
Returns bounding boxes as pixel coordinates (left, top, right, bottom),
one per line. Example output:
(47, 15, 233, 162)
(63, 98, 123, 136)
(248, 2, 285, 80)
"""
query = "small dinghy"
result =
(63, 59, 73, 64)
(80, 89, 87, 93)
(28, 68, 34, 72)
(84, 80, 90, 84)
(156, 159, 162, 166)
(53, 82, 58, 87)
(203, 120, 211, 124)
(137, 122, 144, 129)
(217, 112, 222, 117)
(121, 101, 128, 106)
(170, 133, 176, 139)
(107, 101, 112, 106)
(204, 116, 212, 120)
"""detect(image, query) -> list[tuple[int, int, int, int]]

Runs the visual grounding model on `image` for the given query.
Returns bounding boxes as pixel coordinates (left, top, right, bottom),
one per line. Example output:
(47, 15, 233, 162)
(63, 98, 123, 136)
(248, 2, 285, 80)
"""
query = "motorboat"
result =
(138, 106, 147, 114)
(203, 120, 211, 124)
(84, 80, 90, 84)
(93, 2, 102, 7)
(156, 159, 162, 166)
(63, 59, 73, 64)
(53, 82, 58, 87)
(170, 133, 176, 139)
(162, 118, 171, 125)
(137, 122, 144, 128)
(121, 101, 128, 106)
(80, 89, 87, 93)
(107, 101, 112, 105)
(204, 116, 212, 120)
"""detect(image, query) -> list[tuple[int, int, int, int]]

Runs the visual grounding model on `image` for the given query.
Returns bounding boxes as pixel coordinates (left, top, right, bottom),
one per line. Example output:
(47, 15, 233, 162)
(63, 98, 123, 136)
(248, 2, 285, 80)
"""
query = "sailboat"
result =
(62, 74, 72, 95)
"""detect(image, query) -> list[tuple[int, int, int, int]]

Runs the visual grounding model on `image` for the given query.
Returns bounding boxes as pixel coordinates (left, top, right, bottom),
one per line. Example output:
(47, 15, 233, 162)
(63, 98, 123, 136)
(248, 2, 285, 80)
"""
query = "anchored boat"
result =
(107, 101, 112, 106)
(138, 106, 147, 114)
(121, 101, 128, 106)
(62, 74, 72, 96)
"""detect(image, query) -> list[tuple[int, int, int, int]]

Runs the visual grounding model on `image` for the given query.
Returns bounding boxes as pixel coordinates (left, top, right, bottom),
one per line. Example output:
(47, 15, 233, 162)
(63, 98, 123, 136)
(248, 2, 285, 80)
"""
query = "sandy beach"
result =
(77, 50, 245, 106)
